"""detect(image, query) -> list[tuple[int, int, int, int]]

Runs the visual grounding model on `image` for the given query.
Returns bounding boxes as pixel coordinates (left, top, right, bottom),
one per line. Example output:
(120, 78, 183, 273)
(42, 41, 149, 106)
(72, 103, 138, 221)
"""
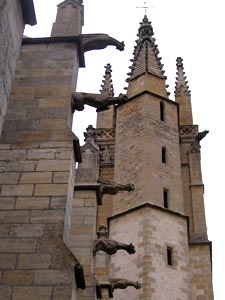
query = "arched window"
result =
(160, 101, 165, 121)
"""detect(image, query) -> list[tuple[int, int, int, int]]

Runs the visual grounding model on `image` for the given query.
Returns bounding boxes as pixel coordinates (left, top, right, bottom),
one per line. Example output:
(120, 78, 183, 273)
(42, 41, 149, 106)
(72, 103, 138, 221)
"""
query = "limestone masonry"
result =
(0, 1, 213, 300)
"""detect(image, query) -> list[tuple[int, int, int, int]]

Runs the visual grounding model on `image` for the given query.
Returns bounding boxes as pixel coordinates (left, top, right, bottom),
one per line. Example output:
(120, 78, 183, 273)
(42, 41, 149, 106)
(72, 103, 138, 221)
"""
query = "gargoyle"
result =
(191, 130, 209, 152)
(98, 180, 134, 196)
(71, 92, 128, 112)
(93, 239, 135, 256)
(109, 278, 141, 291)
(82, 34, 125, 52)
(196, 130, 209, 143)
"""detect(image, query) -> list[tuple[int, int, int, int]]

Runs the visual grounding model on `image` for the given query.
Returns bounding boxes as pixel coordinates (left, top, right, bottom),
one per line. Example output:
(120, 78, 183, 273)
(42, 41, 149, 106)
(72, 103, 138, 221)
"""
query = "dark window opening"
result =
(167, 247, 173, 266)
(163, 189, 169, 208)
(162, 147, 167, 163)
(160, 101, 165, 121)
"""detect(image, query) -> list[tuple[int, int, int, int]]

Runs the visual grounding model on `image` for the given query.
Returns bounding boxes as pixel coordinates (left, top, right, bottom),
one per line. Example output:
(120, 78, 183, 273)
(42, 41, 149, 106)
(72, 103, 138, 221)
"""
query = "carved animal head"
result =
(126, 184, 135, 192)
(134, 281, 141, 289)
(127, 243, 136, 254)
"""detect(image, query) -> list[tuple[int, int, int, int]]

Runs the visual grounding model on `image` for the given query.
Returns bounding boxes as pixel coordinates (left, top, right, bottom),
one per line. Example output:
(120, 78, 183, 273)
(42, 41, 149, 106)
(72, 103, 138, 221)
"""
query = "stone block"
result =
(0, 286, 12, 300)
(38, 98, 68, 108)
(0, 150, 26, 160)
(53, 172, 69, 183)
(72, 207, 95, 216)
(40, 142, 72, 149)
(50, 197, 67, 209)
(70, 224, 93, 234)
(0, 238, 36, 253)
(0, 161, 36, 172)
(15, 197, 49, 209)
(12, 286, 52, 300)
(20, 172, 52, 184)
(0, 211, 30, 223)
(0, 254, 17, 269)
(40, 119, 67, 130)
(34, 184, 68, 196)
(36, 160, 70, 171)
(53, 286, 72, 300)
(27, 149, 55, 160)
(55, 149, 72, 159)
(34, 270, 72, 285)
(0, 224, 11, 237)
(0, 197, 15, 209)
(2, 270, 33, 285)
(0, 172, 20, 184)
(35, 86, 70, 98)
(10, 224, 45, 238)
(17, 254, 52, 269)
(1, 184, 34, 196)
(31, 210, 64, 223)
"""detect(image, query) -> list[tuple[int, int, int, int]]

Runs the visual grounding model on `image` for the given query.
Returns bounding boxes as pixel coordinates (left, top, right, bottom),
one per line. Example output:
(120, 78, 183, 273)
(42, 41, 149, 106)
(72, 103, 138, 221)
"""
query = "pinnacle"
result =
(126, 15, 166, 82)
(175, 57, 191, 96)
(100, 63, 114, 97)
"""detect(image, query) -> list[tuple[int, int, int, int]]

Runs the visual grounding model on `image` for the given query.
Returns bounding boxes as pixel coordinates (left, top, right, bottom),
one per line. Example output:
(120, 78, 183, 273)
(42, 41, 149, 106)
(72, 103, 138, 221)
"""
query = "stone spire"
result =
(100, 63, 114, 97)
(96, 64, 115, 128)
(127, 15, 165, 81)
(126, 15, 168, 98)
(175, 57, 193, 125)
(175, 57, 191, 97)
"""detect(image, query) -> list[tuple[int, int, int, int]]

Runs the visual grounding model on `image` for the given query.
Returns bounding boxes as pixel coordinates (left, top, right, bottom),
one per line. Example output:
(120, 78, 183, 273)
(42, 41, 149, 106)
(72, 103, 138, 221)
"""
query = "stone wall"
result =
(113, 93, 184, 214)
(189, 243, 213, 300)
(0, 38, 82, 300)
(0, 0, 25, 135)
(109, 205, 191, 300)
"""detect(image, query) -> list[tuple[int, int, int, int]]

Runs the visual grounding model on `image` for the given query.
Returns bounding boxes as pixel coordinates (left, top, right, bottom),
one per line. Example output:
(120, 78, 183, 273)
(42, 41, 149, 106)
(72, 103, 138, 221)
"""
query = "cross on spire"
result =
(136, 1, 149, 15)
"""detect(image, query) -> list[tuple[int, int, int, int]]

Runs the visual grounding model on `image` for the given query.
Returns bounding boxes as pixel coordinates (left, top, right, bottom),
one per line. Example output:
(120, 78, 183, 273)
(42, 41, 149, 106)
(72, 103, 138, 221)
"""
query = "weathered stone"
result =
(17, 254, 52, 269)
(2, 270, 34, 285)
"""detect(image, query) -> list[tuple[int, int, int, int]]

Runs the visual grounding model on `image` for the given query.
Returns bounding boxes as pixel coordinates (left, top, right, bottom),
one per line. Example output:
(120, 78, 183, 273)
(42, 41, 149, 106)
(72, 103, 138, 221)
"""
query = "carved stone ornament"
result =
(71, 92, 128, 112)
(93, 225, 135, 256)
(98, 180, 134, 196)
(191, 130, 209, 153)
(109, 278, 141, 291)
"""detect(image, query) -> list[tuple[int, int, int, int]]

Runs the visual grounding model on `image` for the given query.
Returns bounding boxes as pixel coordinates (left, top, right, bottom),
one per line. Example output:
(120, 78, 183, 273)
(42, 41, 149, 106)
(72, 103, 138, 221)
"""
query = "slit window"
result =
(167, 247, 173, 266)
(160, 101, 165, 121)
(162, 147, 167, 163)
(163, 189, 169, 208)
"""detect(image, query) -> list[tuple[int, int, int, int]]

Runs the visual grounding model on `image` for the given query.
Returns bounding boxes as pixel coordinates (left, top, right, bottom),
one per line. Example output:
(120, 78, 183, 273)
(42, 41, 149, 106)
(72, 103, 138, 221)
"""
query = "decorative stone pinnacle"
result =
(84, 125, 96, 144)
(175, 57, 191, 96)
(100, 63, 114, 97)
(126, 15, 167, 83)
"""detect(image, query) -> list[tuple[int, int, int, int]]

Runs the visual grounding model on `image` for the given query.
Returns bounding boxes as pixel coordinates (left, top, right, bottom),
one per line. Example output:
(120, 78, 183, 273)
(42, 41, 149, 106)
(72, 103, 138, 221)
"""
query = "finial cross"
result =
(136, 1, 149, 15)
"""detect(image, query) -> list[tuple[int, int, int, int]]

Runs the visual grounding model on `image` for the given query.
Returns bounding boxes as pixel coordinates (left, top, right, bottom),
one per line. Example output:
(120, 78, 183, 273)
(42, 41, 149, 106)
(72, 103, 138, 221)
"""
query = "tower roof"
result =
(100, 63, 114, 97)
(127, 15, 166, 83)
(175, 57, 191, 96)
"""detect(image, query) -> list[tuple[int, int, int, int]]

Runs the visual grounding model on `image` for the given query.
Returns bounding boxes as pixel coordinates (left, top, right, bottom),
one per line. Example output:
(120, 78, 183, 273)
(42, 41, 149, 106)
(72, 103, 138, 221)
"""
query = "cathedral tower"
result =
(95, 15, 213, 300)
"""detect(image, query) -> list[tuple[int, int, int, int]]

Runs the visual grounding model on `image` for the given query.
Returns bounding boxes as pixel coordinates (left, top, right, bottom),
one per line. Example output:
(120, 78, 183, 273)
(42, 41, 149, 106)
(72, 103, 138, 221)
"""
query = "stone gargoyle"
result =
(93, 225, 135, 256)
(98, 180, 134, 196)
(71, 92, 128, 112)
(109, 278, 141, 291)
(191, 130, 209, 152)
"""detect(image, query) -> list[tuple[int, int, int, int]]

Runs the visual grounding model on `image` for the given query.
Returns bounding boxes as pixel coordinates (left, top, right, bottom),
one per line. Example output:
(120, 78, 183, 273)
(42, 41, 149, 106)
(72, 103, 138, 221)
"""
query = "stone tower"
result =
(0, 2, 213, 300)
(91, 15, 213, 300)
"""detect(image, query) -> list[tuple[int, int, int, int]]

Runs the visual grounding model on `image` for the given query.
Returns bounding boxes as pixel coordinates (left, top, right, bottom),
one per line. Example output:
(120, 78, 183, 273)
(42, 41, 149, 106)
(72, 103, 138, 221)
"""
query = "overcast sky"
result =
(25, 0, 224, 298)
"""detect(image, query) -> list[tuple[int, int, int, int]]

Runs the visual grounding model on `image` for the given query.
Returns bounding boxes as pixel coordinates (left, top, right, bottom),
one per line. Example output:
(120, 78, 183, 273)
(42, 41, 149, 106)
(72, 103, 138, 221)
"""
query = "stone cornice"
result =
(22, 36, 85, 67)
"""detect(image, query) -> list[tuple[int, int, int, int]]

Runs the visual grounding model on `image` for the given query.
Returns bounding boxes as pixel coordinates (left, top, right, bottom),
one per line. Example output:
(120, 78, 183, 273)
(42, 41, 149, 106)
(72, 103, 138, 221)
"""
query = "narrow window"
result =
(167, 247, 173, 266)
(163, 189, 169, 208)
(162, 147, 167, 163)
(160, 101, 165, 121)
